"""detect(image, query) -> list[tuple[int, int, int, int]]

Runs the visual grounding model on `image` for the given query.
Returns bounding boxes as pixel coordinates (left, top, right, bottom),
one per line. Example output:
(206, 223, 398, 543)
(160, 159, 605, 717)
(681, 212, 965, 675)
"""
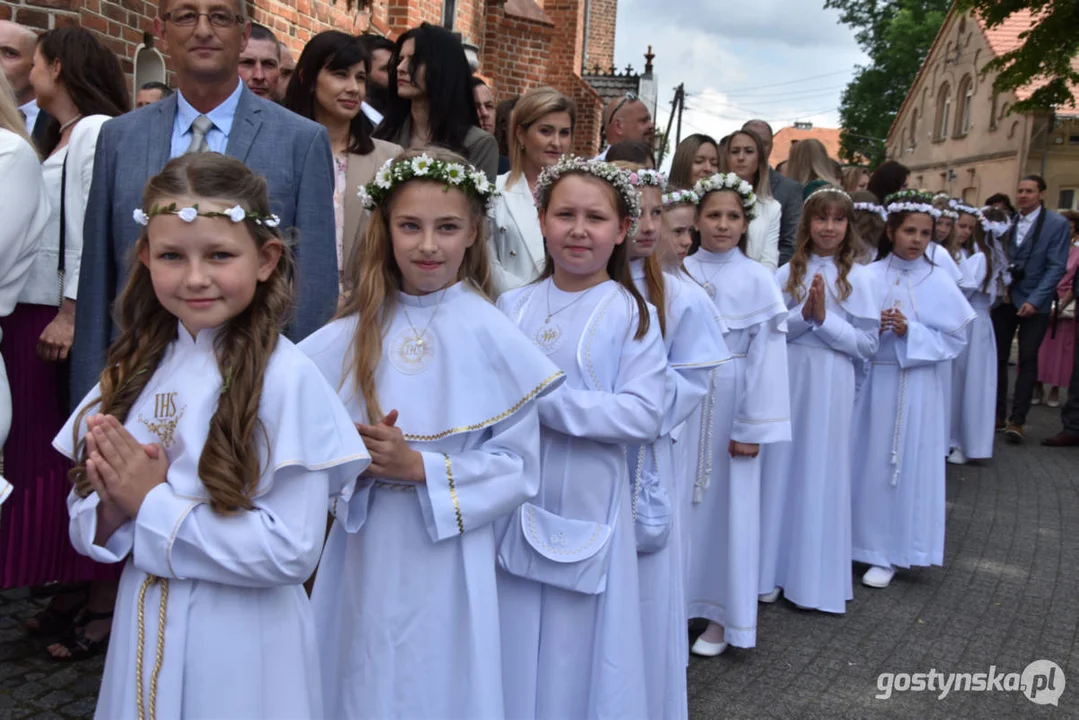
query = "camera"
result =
(1007, 263, 1024, 285)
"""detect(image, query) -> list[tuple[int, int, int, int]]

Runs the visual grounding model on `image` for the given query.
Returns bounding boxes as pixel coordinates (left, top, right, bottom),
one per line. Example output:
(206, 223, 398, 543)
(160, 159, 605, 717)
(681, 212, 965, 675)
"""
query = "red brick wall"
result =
(584, 0, 614, 71)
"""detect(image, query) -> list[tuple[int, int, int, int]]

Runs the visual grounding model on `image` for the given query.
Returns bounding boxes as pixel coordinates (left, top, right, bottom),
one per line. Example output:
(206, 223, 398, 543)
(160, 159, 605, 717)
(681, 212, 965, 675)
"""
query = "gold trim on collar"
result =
(402, 372, 564, 442)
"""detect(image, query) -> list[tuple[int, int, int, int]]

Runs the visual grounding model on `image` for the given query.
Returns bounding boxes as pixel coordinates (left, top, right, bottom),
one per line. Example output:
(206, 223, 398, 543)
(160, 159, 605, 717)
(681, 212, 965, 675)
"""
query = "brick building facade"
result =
(0, 0, 643, 155)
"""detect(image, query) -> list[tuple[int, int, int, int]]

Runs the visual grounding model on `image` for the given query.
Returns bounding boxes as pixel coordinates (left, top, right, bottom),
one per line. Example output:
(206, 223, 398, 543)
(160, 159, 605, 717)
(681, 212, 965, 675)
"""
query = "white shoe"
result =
(862, 565, 895, 588)
(691, 637, 729, 657)
(758, 587, 781, 603)
(947, 447, 967, 465)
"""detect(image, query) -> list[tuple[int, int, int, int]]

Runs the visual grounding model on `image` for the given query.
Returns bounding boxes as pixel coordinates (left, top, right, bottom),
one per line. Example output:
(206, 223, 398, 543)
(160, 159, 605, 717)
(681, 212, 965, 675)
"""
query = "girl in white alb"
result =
(56, 154, 370, 720)
(620, 167, 729, 720)
(497, 157, 668, 719)
(683, 172, 791, 656)
(302, 149, 563, 720)
(851, 190, 974, 590)
(759, 187, 881, 614)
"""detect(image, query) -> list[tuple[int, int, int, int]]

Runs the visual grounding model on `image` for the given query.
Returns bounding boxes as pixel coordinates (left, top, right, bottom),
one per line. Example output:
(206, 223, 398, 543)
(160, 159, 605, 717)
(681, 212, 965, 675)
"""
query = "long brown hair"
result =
(786, 189, 857, 302)
(337, 148, 493, 423)
(610, 160, 667, 336)
(720, 129, 772, 200)
(668, 133, 718, 191)
(933, 195, 961, 261)
(70, 154, 294, 514)
(507, 87, 576, 186)
(536, 169, 651, 340)
(972, 206, 1004, 293)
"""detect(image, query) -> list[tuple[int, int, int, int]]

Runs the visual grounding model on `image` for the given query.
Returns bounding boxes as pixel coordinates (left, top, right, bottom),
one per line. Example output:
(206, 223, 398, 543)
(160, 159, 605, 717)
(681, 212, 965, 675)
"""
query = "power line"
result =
(706, 70, 853, 94)
(718, 83, 850, 100)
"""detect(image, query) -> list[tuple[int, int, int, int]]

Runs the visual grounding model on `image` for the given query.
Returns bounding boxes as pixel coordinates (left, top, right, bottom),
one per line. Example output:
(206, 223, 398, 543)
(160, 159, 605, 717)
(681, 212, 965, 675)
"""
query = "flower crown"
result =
(662, 189, 700, 207)
(979, 206, 1012, 238)
(933, 193, 959, 219)
(357, 154, 499, 214)
(692, 172, 759, 220)
(534, 156, 642, 233)
(853, 201, 888, 222)
(628, 169, 666, 190)
(884, 190, 942, 219)
(804, 185, 850, 204)
(954, 201, 1008, 237)
(133, 203, 280, 228)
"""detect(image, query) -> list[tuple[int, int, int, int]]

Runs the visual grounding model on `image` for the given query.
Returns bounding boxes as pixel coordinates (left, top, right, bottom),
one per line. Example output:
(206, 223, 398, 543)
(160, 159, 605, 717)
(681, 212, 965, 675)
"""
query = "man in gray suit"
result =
(743, 119, 802, 266)
(72, 0, 337, 403)
(992, 175, 1071, 442)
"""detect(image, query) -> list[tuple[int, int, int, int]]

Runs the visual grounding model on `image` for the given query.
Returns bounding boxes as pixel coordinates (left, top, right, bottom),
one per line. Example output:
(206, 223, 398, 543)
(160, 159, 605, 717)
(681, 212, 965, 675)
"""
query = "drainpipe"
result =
(582, 0, 590, 73)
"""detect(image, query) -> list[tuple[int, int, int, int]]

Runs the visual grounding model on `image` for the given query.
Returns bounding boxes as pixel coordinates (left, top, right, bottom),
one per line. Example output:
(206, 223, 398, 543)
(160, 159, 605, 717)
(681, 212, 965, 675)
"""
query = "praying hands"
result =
(880, 308, 908, 337)
(801, 273, 826, 325)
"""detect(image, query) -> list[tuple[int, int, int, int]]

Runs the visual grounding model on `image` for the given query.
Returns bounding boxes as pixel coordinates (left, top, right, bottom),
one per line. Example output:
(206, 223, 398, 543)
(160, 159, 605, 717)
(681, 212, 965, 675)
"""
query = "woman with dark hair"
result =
(866, 160, 909, 204)
(0, 25, 128, 660)
(284, 30, 401, 291)
(373, 23, 498, 181)
(668, 133, 719, 190)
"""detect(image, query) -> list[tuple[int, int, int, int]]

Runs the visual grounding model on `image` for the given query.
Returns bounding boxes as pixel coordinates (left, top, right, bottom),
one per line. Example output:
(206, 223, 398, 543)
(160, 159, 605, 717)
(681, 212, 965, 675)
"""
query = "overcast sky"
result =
(613, 0, 867, 149)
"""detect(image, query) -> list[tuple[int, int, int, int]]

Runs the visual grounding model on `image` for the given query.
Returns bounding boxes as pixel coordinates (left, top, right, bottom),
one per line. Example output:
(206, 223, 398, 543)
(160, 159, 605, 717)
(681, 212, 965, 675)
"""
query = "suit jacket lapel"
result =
(147, 95, 177, 175)
(226, 88, 262, 163)
(504, 178, 545, 269)
(343, 154, 372, 269)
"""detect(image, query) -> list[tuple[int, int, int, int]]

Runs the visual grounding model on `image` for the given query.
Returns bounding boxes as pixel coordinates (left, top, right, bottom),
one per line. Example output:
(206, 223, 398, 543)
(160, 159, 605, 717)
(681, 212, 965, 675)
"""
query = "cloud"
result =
(612, 0, 869, 162)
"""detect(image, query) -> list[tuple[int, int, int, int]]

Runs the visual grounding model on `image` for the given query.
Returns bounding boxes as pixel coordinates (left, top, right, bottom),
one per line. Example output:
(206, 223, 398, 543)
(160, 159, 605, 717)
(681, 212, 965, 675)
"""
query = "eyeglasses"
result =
(607, 92, 638, 129)
(162, 9, 244, 28)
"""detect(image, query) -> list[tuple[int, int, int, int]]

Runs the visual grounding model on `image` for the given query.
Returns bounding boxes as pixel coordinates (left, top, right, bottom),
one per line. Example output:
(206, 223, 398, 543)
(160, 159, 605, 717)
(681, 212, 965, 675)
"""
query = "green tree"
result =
(826, 0, 950, 165)
(957, 0, 1079, 113)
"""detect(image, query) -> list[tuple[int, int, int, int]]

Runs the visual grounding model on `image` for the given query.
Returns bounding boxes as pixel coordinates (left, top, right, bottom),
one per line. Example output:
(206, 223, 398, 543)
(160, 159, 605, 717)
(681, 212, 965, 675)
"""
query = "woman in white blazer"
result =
(489, 87, 576, 295)
(722, 128, 781, 271)
(0, 27, 129, 660)
(0, 75, 49, 506)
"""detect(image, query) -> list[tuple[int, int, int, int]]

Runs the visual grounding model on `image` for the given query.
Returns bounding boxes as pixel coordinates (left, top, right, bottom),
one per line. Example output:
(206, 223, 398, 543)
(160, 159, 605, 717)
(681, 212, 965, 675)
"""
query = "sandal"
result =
(22, 588, 90, 637)
(48, 610, 113, 662)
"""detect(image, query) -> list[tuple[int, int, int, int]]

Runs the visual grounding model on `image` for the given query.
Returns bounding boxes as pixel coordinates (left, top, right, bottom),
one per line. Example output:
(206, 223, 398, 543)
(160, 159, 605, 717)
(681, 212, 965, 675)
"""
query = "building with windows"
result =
(884, 7, 1079, 210)
(0, 0, 640, 155)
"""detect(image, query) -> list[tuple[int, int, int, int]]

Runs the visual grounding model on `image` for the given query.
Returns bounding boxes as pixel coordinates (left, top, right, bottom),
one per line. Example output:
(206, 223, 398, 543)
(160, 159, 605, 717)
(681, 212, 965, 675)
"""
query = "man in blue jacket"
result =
(992, 175, 1071, 442)
(71, 0, 337, 404)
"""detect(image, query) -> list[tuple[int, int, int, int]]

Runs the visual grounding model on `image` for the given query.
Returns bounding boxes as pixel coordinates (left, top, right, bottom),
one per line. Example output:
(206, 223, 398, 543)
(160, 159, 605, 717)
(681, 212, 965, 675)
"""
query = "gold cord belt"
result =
(135, 575, 169, 720)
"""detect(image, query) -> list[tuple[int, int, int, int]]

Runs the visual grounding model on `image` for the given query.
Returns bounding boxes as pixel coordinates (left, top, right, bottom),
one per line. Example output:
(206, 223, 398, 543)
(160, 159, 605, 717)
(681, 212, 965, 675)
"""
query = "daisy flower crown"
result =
(662, 189, 700, 207)
(692, 172, 759, 220)
(884, 190, 942, 219)
(534, 156, 642, 233)
(357, 154, 499, 215)
(133, 203, 280, 228)
(853, 201, 888, 222)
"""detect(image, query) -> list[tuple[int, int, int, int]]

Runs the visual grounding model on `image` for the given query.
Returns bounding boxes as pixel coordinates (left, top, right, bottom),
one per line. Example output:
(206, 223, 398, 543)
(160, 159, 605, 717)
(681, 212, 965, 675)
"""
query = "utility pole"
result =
(657, 83, 685, 167)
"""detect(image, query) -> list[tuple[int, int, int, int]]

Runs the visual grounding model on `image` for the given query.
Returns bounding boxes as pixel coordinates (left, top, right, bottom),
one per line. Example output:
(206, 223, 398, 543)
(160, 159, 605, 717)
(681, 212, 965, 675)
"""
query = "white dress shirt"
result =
(1015, 206, 1041, 247)
(19, 98, 39, 136)
(170, 80, 243, 158)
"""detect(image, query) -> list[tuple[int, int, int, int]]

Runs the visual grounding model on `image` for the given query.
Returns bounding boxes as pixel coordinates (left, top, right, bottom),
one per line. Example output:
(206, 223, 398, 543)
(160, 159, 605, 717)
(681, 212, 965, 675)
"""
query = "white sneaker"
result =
(758, 587, 781, 603)
(862, 565, 895, 588)
(947, 447, 967, 465)
(690, 637, 729, 657)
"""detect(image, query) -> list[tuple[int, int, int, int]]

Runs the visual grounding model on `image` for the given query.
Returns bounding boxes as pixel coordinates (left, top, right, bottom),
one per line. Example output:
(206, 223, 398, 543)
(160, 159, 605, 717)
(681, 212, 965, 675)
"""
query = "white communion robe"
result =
(760, 256, 881, 613)
(851, 255, 975, 570)
(951, 249, 998, 459)
(630, 260, 730, 720)
(927, 242, 964, 451)
(55, 325, 371, 720)
(300, 282, 564, 720)
(497, 278, 667, 720)
(683, 248, 791, 648)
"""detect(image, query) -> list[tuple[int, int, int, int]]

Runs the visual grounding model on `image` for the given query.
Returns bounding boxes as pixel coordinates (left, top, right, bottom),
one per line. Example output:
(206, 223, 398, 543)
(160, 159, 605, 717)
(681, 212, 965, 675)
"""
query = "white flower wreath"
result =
(884, 190, 942, 219)
(692, 172, 759, 220)
(133, 203, 280, 227)
(534, 156, 643, 233)
(853, 201, 888, 222)
(358, 154, 499, 216)
(662, 189, 700, 207)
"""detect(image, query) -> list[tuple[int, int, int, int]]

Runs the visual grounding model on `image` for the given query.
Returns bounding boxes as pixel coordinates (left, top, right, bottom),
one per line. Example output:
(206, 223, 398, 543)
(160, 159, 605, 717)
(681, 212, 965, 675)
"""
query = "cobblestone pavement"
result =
(1, 405, 1076, 720)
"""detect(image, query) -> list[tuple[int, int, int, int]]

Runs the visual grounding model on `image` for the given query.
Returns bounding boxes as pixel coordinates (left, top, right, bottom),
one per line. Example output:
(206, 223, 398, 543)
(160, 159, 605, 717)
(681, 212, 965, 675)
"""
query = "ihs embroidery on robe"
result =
(138, 391, 186, 449)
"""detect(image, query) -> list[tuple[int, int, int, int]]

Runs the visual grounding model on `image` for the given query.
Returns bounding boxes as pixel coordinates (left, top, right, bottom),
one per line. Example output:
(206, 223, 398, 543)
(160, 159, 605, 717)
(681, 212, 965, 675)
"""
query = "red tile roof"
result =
(771, 125, 843, 165)
(974, 10, 1079, 102)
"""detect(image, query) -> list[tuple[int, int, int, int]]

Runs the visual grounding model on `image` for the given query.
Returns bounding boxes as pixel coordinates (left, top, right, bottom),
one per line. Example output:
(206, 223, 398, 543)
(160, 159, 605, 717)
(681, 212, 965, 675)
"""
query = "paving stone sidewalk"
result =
(1, 404, 1077, 720)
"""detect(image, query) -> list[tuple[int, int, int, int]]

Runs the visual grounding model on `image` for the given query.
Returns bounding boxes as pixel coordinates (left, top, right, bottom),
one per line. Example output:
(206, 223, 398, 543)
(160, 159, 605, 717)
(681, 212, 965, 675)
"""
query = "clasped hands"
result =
(83, 415, 168, 523)
(880, 308, 909, 337)
(801, 273, 827, 325)
(356, 410, 426, 483)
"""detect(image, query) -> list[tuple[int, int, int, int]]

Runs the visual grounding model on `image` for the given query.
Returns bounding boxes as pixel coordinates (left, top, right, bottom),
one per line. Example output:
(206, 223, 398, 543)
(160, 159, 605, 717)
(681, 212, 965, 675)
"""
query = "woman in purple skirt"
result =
(0, 27, 128, 661)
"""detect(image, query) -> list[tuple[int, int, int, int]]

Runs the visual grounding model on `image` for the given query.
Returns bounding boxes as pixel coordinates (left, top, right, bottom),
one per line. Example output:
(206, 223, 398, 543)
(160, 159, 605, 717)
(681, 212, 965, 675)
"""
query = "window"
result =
(990, 93, 999, 130)
(1069, 135, 1079, 145)
(909, 109, 918, 149)
(1060, 189, 1077, 211)
(955, 76, 973, 135)
(441, 0, 456, 29)
(935, 83, 951, 140)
